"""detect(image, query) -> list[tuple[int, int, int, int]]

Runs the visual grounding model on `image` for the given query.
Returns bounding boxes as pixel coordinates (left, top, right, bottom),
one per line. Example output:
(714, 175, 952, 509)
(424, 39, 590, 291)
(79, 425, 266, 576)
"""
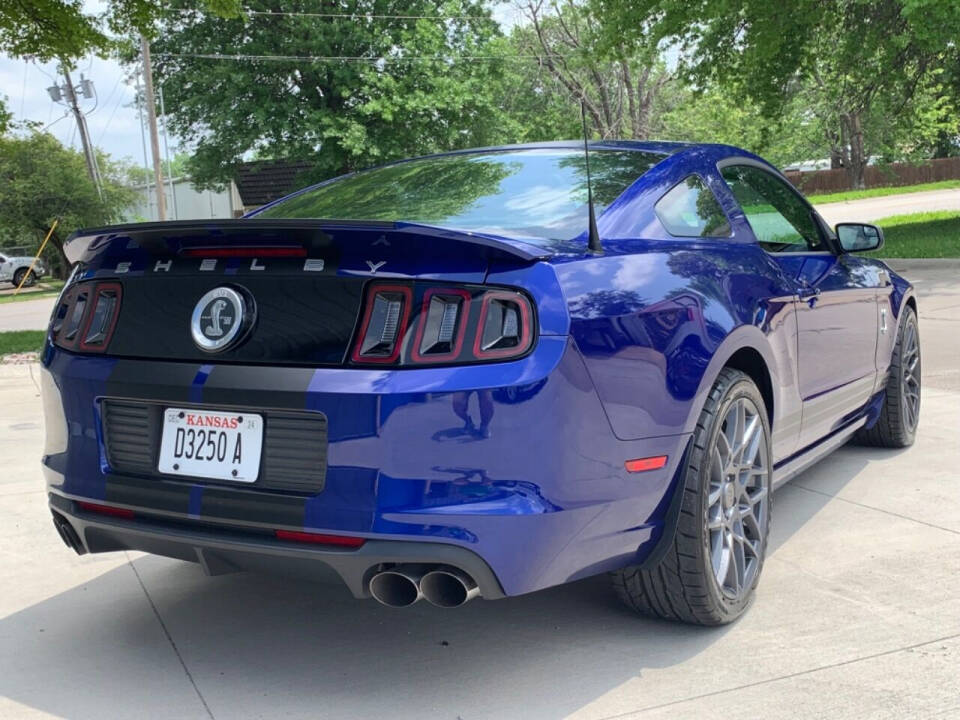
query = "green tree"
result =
(152, 0, 511, 187)
(515, 1, 670, 140)
(0, 0, 239, 65)
(0, 133, 135, 277)
(0, 96, 10, 135)
(596, 0, 960, 188)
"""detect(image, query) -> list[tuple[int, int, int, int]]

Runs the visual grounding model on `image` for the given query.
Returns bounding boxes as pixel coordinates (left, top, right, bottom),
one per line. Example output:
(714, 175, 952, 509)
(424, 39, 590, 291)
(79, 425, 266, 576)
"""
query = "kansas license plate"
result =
(158, 408, 263, 482)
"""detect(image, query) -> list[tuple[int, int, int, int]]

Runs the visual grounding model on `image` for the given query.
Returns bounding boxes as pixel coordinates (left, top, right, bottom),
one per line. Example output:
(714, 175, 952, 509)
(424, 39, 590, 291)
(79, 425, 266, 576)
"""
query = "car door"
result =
(0, 255, 10, 282)
(719, 162, 880, 451)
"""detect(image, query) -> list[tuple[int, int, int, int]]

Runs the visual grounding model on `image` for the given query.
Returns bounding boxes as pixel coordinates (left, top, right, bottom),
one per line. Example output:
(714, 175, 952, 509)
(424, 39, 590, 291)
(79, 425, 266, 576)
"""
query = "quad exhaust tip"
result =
(369, 566, 426, 608)
(369, 565, 479, 608)
(420, 568, 479, 608)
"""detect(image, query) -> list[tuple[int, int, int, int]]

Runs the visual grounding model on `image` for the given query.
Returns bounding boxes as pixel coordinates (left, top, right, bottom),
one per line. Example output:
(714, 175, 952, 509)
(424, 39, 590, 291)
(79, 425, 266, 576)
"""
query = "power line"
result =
(170, 8, 493, 22)
(155, 52, 555, 63)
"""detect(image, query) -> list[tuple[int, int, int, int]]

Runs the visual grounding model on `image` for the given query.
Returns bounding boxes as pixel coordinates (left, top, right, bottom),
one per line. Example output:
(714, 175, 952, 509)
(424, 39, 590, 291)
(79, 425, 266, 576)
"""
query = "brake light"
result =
(351, 285, 412, 363)
(351, 282, 536, 367)
(411, 288, 471, 363)
(180, 246, 307, 258)
(78, 283, 122, 351)
(474, 291, 533, 359)
(52, 281, 122, 353)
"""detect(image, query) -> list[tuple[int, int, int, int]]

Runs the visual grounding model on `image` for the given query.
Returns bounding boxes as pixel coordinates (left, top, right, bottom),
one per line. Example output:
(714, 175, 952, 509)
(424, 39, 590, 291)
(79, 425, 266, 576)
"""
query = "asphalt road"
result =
(1, 265, 958, 719)
(813, 188, 960, 225)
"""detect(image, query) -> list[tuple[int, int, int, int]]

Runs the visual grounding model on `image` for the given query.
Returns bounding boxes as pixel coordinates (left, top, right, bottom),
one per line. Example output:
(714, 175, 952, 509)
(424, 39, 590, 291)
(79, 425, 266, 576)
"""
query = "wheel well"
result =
(724, 347, 774, 425)
(905, 295, 917, 315)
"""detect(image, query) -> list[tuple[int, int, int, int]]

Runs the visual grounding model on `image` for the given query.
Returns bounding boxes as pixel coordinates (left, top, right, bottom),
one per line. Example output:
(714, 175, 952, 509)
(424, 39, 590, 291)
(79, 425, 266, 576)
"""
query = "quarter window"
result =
(721, 165, 825, 253)
(655, 175, 731, 237)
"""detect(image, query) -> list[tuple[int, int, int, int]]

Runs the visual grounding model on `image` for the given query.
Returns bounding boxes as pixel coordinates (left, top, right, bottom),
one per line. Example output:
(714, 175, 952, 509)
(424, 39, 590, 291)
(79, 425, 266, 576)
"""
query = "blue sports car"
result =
(42, 142, 920, 624)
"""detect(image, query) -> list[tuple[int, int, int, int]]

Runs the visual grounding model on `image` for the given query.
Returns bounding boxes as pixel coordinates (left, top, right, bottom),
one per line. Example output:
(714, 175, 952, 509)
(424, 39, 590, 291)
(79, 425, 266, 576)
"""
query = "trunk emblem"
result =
(191, 286, 254, 353)
(366, 260, 387, 273)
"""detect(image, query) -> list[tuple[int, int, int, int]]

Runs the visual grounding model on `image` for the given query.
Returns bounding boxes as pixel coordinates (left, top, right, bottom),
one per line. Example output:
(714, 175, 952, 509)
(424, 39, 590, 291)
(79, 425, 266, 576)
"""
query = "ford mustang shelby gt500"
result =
(42, 142, 920, 624)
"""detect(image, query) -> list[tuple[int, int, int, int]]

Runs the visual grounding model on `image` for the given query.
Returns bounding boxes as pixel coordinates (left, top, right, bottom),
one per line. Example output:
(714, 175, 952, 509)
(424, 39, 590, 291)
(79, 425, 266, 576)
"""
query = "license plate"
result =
(158, 408, 263, 482)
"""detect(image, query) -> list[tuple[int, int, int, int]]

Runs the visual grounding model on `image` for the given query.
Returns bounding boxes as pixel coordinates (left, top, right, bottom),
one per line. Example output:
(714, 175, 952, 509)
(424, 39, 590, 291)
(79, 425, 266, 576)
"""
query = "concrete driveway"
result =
(1, 267, 959, 719)
(814, 188, 960, 226)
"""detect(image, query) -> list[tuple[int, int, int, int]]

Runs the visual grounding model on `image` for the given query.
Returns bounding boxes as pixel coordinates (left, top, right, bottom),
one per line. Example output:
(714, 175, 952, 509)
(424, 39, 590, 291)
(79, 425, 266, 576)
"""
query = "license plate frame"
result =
(157, 407, 263, 482)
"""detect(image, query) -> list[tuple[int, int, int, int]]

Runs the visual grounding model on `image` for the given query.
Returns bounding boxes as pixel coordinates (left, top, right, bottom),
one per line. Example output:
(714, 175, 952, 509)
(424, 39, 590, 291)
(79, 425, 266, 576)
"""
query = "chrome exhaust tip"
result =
(420, 567, 479, 608)
(369, 566, 425, 608)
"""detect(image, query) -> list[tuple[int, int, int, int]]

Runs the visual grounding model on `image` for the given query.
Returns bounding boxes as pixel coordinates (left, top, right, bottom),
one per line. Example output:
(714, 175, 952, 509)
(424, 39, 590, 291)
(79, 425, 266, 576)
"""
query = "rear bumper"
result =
(41, 338, 690, 597)
(49, 493, 505, 599)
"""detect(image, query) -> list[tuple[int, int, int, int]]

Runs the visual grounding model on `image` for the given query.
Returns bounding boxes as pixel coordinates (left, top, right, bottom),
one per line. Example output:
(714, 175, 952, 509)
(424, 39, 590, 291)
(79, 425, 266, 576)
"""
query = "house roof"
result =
(233, 159, 317, 207)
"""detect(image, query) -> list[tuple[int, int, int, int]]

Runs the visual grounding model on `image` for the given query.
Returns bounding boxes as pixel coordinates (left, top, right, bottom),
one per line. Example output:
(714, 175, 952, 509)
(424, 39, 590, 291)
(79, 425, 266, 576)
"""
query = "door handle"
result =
(798, 286, 821, 299)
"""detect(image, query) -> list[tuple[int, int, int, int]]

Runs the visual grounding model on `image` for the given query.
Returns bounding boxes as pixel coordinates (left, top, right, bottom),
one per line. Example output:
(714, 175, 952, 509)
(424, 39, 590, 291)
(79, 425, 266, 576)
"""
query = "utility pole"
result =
(140, 36, 167, 221)
(59, 64, 102, 200)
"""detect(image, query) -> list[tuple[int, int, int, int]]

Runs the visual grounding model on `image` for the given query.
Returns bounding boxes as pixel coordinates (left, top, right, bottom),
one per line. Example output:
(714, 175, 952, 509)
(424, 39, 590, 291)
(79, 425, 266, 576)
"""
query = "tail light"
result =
(351, 282, 535, 367)
(52, 281, 122, 353)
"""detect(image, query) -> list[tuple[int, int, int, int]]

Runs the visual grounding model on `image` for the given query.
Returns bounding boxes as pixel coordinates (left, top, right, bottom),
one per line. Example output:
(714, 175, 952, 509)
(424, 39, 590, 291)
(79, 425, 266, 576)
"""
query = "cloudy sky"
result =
(1, 3, 525, 172)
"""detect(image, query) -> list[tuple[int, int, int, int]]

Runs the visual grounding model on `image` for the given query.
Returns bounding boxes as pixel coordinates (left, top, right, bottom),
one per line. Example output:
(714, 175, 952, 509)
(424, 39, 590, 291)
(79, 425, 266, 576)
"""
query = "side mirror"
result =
(835, 222, 884, 253)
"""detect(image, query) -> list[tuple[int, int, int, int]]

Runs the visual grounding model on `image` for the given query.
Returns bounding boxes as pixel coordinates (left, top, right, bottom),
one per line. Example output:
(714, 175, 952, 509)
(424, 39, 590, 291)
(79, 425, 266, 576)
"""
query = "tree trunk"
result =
(841, 112, 867, 189)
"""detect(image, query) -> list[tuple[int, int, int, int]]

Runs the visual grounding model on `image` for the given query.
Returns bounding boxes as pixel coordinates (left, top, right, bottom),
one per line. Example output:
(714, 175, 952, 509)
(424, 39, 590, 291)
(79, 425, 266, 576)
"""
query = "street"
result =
(814, 188, 960, 226)
(0, 264, 958, 719)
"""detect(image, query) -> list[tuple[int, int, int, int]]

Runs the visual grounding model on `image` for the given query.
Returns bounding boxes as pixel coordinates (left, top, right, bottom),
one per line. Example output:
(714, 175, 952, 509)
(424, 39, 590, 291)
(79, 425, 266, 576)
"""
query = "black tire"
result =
(853, 305, 920, 448)
(13, 268, 36, 288)
(612, 368, 772, 625)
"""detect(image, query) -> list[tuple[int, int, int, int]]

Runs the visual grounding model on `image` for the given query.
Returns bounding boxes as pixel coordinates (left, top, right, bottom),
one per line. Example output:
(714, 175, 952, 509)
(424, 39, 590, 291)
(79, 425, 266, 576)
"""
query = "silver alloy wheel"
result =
(901, 319, 921, 432)
(707, 396, 769, 600)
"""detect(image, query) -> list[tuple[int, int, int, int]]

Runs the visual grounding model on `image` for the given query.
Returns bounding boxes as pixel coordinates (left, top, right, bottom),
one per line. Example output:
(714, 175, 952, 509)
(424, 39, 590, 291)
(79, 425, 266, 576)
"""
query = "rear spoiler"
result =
(64, 219, 553, 265)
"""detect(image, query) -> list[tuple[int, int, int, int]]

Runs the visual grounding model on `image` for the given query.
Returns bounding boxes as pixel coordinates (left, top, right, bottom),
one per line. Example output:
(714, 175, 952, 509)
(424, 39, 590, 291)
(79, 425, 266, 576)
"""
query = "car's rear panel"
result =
(41, 220, 688, 597)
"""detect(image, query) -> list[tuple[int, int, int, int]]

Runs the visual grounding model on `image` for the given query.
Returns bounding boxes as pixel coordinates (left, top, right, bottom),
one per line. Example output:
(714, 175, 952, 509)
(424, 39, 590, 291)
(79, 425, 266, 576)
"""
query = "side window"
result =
(655, 175, 731, 238)
(720, 165, 825, 253)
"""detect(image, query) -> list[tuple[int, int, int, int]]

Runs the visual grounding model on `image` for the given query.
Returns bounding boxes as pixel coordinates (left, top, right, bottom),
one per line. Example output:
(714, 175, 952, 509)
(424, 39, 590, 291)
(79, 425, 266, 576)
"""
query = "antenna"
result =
(580, 101, 603, 254)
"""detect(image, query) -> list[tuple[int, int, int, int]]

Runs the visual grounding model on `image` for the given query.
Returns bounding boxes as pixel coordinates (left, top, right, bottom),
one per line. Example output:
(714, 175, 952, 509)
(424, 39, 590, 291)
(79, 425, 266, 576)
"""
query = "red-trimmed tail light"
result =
(351, 284, 413, 364)
(351, 282, 536, 367)
(474, 291, 533, 359)
(52, 281, 122, 353)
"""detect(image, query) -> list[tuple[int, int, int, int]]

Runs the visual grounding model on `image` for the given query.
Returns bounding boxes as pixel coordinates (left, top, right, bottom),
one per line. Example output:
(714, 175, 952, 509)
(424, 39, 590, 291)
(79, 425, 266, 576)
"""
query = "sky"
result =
(0, 2, 526, 171)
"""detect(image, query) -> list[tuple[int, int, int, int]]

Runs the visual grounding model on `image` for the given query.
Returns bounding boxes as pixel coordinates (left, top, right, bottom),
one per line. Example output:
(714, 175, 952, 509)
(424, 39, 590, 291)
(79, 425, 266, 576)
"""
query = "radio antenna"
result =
(580, 101, 603, 254)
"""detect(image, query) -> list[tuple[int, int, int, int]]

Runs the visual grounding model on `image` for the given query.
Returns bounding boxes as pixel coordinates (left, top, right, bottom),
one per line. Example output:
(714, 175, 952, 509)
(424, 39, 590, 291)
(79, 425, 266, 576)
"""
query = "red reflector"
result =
(77, 501, 135, 519)
(274, 529, 366, 548)
(181, 246, 307, 258)
(625, 455, 668, 473)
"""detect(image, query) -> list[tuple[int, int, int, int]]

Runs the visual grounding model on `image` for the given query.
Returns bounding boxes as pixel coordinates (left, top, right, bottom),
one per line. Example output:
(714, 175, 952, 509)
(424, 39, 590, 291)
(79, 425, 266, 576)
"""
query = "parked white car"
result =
(0, 253, 46, 287)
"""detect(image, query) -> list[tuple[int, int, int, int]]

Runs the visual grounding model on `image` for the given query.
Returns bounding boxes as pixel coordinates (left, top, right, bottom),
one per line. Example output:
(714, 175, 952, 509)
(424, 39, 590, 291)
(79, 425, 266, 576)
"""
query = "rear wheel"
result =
(613, 368, 772, 625)
(13, 268, 36, 288)
(854, 305, 920, 448)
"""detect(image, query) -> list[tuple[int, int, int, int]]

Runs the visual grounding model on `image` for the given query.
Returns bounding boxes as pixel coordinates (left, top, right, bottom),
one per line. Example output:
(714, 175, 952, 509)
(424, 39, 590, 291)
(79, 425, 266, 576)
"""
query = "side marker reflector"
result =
(625, 455, 668, 473)
(275, 529, 366, 548)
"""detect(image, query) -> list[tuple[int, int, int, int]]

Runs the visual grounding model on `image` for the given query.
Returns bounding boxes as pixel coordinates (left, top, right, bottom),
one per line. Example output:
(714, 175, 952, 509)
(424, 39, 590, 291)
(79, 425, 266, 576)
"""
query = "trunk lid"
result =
(61, 219, 551, 366)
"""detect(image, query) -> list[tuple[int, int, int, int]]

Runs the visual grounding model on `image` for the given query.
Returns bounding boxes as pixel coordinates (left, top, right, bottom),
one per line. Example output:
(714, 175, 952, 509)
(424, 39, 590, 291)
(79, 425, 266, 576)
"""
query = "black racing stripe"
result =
(104, 359, 203, 405)
(105, 475, 190, 514)
(103, 474, 307, 528)
(200, 365, 316, 409)
(201, 487, 306, 528)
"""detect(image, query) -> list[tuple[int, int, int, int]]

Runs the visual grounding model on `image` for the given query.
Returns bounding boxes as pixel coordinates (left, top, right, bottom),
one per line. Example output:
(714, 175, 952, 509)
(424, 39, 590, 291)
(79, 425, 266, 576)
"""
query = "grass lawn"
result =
(0, 280, 65, 305)
(0, 330, 46, 356)
(868, 210, 960, 258)
(808, 179, 960, 205)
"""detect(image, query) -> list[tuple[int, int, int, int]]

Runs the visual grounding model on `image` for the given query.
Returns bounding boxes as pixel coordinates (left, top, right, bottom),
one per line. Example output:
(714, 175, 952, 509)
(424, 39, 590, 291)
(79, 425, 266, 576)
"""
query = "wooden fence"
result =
(783, 156, 960, 195)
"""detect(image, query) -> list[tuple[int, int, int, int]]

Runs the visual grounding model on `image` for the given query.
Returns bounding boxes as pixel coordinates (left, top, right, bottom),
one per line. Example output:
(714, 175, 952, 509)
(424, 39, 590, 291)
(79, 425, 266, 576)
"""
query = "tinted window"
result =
(721, 165, 825, 252)
(256, 149, 665, 246)
(655, 175, 731, 237)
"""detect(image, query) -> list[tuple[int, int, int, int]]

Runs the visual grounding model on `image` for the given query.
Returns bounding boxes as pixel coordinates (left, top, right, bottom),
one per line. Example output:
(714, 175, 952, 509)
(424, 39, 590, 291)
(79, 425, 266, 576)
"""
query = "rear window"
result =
(255, 148, 665, 245)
